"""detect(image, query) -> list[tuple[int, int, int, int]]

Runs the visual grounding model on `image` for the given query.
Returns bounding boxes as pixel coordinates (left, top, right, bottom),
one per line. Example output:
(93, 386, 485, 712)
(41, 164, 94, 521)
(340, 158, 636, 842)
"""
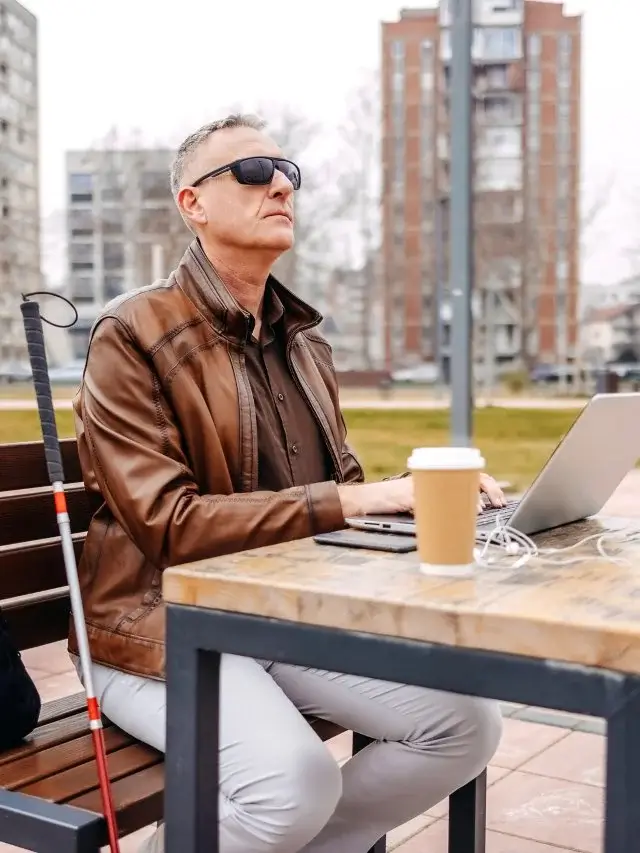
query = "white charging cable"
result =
(474, 511, 640, 570)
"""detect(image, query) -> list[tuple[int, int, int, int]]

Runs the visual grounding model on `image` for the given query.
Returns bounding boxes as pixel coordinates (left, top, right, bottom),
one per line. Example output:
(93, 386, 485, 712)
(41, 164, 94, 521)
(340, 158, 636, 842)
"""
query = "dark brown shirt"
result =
(244, 287, 333, 491)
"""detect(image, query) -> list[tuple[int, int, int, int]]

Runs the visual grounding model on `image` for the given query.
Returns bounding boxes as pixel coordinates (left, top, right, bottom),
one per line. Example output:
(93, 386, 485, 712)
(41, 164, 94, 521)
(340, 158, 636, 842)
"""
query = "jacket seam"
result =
(304, 484, 316, 535)
(148, 317, 206, 357)
(164, 338, 220, 385)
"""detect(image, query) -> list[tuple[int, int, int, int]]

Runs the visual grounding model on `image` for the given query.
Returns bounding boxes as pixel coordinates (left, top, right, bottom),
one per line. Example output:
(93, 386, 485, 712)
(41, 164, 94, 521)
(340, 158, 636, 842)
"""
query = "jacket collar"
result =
(175, 239, 322, 346)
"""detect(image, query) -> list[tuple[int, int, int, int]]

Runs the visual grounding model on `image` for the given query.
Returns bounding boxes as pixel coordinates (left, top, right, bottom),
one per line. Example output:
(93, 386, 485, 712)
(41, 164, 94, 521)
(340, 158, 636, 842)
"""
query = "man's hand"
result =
(338, 472, 506, 519)
(337, 478, 414, 518)
(478, 473, 506, 513)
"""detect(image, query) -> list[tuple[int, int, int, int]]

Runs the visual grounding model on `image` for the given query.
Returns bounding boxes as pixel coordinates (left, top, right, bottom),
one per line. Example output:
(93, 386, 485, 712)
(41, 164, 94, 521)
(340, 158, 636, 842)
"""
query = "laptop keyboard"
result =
(477, 499, 520, 528)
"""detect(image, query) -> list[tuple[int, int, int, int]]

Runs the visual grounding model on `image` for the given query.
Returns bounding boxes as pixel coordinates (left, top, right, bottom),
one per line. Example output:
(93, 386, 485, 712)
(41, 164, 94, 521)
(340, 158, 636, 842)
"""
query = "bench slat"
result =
(0, 439, 82, 492)
(1, 728, 132, 790)
(69, 763, 165, 837)
(0, 438, 82, 492)
(0, 714, 98, 768)
(3, 595, 70, 650)
(37, 692, 86, 727)
(23, 743, 162, 803)
(0, 536, 84, 601)
(0, 485, 92, 547)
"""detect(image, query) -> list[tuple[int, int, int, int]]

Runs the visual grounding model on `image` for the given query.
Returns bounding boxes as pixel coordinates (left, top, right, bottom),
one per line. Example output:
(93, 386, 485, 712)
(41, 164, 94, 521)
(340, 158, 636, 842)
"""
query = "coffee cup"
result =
(407, 446, 484, 577)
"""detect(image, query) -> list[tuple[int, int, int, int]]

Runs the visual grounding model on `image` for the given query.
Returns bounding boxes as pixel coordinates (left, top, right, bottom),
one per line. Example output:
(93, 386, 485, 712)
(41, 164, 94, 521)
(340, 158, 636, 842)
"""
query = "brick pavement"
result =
(4, 470, 640, 851)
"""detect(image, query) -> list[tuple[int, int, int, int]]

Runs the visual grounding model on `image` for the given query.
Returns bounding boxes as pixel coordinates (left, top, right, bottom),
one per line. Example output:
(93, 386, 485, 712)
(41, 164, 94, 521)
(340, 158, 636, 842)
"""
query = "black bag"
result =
(0, 608, 41, 751)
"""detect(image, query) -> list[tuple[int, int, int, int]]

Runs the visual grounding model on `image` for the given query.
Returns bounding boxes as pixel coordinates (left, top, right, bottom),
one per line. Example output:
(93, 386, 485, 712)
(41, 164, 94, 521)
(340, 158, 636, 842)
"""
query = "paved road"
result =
(0, 396, 589, 412)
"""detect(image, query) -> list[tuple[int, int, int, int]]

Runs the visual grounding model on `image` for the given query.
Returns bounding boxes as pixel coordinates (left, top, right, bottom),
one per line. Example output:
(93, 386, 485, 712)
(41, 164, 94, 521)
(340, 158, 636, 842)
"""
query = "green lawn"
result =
(1, 407, 580, 492)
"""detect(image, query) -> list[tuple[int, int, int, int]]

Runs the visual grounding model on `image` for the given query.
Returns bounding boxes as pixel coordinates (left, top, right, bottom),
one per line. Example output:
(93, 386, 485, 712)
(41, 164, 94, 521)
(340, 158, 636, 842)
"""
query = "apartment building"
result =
(0, 0, 39, 365)
(381, 0, 581, 373)
(65, 148, 191, 359)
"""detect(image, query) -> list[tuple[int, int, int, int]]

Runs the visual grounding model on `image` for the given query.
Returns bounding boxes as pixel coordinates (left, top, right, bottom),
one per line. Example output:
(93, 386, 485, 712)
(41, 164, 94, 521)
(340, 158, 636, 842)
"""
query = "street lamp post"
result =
(449, 0, 474, 446)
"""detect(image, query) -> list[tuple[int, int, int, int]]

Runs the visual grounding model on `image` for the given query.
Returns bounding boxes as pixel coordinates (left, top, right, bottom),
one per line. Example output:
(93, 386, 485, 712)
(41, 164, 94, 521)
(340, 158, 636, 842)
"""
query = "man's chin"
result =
(259, 235, 295, 254)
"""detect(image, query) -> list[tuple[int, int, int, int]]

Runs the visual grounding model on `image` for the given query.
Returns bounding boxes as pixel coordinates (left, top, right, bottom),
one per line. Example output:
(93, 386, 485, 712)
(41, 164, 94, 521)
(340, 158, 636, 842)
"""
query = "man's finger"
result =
(481, 480, 506, 507)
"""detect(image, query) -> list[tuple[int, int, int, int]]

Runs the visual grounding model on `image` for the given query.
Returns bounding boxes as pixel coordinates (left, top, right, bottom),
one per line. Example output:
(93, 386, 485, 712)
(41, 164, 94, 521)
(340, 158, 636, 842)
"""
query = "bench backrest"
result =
(0, 438, 88, 650)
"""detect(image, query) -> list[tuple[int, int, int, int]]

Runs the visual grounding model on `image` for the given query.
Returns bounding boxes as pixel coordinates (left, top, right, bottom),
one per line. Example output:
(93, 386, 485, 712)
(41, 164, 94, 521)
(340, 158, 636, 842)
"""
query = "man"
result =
(70, 114, 504, 853)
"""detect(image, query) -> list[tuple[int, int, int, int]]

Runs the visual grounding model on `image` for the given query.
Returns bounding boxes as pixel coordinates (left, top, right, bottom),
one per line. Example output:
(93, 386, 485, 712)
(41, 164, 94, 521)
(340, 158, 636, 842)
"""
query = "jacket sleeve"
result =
(80, 316, 346, 569)
(338, 411, 366, 484)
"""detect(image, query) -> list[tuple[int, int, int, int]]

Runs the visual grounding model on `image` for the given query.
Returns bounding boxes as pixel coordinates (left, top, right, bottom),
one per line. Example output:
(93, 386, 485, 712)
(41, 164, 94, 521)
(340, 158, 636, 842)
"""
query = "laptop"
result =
(346, 392, 640, 538)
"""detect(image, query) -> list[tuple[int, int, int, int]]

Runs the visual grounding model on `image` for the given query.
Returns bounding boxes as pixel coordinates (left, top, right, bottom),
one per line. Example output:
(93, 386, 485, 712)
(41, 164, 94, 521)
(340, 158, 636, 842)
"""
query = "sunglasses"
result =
(191, 156, 301, 191)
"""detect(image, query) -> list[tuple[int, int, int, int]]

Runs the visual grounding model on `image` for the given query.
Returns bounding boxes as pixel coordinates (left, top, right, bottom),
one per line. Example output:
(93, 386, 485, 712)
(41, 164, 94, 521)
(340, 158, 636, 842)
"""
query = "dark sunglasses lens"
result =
(275, 160, 301, 190)
(234, 157, 275, 185)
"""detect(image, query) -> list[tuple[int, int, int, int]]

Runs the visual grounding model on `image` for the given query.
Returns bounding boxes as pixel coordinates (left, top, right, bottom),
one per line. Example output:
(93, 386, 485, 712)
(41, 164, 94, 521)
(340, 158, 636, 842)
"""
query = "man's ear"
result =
(177, 186, 207, 228)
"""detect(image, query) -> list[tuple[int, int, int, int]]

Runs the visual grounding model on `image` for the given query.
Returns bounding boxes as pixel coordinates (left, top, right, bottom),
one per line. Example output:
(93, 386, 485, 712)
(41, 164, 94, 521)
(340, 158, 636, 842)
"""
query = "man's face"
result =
(178, 127, 296, 255)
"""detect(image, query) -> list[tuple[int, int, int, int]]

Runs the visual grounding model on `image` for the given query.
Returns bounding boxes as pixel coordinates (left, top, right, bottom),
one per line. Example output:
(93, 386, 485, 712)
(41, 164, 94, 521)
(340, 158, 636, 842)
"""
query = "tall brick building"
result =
(381, 1, 582, 374)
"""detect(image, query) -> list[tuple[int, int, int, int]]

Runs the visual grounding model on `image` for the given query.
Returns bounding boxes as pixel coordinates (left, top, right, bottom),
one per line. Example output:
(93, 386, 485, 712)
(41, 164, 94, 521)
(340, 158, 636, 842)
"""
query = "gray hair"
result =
(169, 113, 266, 198)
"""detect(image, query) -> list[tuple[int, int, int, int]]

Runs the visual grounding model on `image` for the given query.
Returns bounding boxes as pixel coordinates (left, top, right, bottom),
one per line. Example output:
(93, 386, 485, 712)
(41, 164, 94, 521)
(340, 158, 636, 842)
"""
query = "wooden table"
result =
(163, 516, 640, 853)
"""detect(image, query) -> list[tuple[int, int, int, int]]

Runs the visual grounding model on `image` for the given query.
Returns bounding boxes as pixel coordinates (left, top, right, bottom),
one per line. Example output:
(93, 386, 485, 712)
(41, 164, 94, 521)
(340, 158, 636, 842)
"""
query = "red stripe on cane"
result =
(53, 490, 67, 514)
(87, 696, 101, 722)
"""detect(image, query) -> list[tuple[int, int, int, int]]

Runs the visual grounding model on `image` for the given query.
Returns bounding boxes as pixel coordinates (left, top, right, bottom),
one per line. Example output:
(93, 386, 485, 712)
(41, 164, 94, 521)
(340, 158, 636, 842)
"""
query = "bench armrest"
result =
(0, 788, 104, 853)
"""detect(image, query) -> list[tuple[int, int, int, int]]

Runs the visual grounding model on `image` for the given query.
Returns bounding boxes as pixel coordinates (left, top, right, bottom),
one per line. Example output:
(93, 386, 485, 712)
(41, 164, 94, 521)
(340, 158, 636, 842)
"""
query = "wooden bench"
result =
(0, 437, 485, 853)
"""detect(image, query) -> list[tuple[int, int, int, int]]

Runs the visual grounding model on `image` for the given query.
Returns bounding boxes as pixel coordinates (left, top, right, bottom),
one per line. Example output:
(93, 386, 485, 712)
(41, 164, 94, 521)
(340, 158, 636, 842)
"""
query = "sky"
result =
(22, 0, 640, 286)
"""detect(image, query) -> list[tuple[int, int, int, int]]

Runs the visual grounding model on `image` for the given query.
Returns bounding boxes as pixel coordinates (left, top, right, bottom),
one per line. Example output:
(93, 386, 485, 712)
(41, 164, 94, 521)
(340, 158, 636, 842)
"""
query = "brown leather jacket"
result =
(68, 241, 364, 679)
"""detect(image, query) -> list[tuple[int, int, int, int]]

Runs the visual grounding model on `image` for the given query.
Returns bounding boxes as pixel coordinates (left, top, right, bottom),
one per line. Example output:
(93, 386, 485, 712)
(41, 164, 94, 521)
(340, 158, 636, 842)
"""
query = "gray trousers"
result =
(86, 654, 501, 853)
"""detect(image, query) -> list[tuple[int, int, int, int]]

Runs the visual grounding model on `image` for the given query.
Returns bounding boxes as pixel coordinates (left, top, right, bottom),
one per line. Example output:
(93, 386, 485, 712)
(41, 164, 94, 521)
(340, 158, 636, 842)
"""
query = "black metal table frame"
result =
(165, 603, 640, 853)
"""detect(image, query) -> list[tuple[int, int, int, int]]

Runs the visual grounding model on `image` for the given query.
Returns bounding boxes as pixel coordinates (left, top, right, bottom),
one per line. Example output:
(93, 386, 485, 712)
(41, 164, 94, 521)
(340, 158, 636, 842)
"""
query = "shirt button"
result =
(291, 444, 299, 454)
(277, 393, 284, 401)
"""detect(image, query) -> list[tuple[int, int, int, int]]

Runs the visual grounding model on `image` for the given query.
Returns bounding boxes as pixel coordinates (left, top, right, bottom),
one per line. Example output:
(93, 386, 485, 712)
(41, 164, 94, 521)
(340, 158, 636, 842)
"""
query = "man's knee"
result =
(410, 692, 502, 768)
(267, 738, 342, 846)
(447, 695, 503, 769)
(230, 735, 342, 852)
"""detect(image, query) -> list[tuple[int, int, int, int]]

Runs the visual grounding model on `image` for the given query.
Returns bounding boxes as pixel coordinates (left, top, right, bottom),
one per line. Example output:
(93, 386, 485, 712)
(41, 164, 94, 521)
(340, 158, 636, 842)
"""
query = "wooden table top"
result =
(163, 516, 640, 674)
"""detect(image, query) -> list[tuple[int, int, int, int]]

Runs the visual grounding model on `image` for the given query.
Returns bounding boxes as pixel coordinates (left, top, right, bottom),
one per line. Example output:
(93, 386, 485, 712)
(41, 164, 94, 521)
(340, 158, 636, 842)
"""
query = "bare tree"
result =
(331, 73, 382, 369)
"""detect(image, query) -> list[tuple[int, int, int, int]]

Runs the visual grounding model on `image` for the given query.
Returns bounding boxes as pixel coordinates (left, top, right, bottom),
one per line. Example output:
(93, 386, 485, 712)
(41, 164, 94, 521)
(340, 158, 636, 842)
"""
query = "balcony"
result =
(440, 26, 523, 65)
(439, 0, 524, 28)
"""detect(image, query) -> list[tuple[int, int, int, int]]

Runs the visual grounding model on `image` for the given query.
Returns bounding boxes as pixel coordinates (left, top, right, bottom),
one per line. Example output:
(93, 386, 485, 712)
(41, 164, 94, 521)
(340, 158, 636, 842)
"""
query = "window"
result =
(103, 242, 124, 270)
(528, 34, 542, 58)
(390, 39, 404, 62)
(476, 27, 521, 61)
(69, 208, 94, 237)
(140, 171, 169, 201)
(68, 329, 91, 361)
(69, 172, 93, 203)
(140, 207, 171, 234)
(69, 277, 95, 303)
(104, 276, 124, 300)
(558, 33, 572, 60)
(69, 242, 94, 271)
(102, 208, 124, 234)
(420, 40, 434, 90)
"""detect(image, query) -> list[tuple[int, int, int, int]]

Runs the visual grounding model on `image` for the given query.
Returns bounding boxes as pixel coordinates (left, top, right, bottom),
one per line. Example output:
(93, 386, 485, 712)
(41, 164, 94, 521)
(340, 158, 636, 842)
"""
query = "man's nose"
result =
(268, 167, 295, 198)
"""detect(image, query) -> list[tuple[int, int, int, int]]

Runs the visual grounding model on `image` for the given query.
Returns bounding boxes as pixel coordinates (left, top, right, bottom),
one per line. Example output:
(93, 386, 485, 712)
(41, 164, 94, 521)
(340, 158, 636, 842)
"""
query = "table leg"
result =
(165, 611, 220, 853)
(604, 686, 640, 852)
(448, 771, 486, 853)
